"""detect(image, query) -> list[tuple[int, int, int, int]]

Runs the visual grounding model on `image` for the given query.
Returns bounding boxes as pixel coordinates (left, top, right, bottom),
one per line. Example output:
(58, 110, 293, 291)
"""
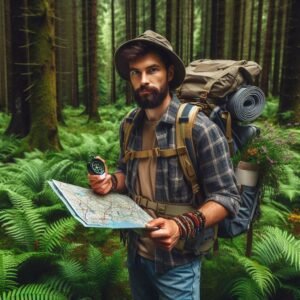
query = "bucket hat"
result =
(114, 30, 186, 89)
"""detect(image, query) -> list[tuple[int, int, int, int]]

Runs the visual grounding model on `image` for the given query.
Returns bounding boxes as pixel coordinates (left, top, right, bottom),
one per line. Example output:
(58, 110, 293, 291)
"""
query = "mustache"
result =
(136, 86, 158, 94)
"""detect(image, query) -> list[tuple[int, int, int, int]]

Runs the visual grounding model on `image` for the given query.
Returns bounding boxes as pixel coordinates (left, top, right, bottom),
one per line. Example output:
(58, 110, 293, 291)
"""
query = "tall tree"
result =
(26, 0, 61, 150)
(260, 0, 275, 96)
(71, 0, 79, 107)
(81, 0, 90, 112)
(272, 1, 285, 97)
(231, 0, 242, 59)
(150, 0, 156, 31)
(278, 0, 300, 123)
(87, 0, 100, 121)
(210, 0, 225, 59)
(254, 0, 263, 63)
(5, 0, 31, 137)
(110, 0, 116, 103)
(0, 0, 11, 112)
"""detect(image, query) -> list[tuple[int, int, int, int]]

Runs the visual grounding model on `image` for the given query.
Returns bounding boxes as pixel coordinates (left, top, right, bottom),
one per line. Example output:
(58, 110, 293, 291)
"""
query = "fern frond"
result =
(0, 251, 18, 293)
(39, 218, 76, 252)
(0, 283, 68, 299)
(17, 159, 45, 194)
(58, 259, 85, 283)
(45, 159, 74, 181)
(0, 209, 46, 250)
(86, 245, 105, 281)
(230, 277, 266, 300)
(253, 226, 300, 270)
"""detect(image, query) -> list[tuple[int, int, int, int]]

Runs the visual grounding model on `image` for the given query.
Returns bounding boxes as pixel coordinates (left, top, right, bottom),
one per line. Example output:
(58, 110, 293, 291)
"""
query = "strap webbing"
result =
(176, 103, 203, 194)
(124, 146, 187, 162)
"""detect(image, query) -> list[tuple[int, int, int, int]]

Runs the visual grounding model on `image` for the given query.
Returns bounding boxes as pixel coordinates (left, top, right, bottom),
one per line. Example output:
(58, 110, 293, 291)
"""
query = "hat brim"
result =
(114, 39, 186, 89)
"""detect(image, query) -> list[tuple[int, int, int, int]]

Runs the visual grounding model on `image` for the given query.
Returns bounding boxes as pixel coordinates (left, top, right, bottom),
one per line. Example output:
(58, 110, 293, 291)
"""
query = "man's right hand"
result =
(88, 173, 113, 195)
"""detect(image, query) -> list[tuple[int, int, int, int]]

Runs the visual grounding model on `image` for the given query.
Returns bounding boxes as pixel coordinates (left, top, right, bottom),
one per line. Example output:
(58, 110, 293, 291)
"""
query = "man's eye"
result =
(149, 67, 158, 74)
(130, 70, 139, 77)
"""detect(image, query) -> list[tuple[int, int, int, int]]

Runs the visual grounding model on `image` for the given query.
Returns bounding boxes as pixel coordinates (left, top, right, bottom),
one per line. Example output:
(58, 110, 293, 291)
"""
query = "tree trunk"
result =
(166, 0, 172, 42)
(260, 0, 275, 96)
(71, 0, 79, 107)
(272, 1, 285, 97)
(5, 0, 31, 137)
(26, 0, 61, 151)
(211, 0, 225, 59)
(0, 0, 11, 112)
(254, 0, 263, 63)
(189, 0, 194, 61)
(231, 0, 242, 59)
(111, 0, 116, 103)
(278, 0, 300, 124)
(150, 0, 156, 31)
(87, 0, 100, 121)
(248, 0, 255, 60)
(81, 0, 90, 112)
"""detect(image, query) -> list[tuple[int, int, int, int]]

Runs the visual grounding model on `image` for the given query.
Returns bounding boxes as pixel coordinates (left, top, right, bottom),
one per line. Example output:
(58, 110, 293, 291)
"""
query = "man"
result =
(89, 30, 240, 300)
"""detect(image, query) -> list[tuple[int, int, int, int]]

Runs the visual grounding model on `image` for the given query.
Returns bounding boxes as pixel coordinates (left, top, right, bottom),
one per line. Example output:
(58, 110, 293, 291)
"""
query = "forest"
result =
(0, 0, 299, 299)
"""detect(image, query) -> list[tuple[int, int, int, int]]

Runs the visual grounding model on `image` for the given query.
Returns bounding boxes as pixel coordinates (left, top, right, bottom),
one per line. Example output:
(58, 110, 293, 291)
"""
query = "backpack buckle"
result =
(157, 203, 166, 215)
(199, 91, 208, 100)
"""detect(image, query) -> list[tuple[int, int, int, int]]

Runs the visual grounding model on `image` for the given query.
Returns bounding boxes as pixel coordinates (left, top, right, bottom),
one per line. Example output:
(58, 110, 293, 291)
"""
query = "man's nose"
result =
(141, 72, 149, 85)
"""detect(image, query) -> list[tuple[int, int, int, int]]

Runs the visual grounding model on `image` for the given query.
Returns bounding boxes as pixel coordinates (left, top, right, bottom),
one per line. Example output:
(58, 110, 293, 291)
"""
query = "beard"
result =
(133, 83, 169, 109)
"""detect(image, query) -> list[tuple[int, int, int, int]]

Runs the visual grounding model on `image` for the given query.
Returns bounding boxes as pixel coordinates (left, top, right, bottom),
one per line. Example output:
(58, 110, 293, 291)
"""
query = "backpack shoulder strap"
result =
(176, 103, 203, 194)
(122, 108, 141, 154)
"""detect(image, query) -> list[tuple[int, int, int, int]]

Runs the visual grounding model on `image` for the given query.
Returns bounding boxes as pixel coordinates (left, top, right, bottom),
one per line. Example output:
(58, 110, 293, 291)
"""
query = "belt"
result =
(134, 195, 195, 217)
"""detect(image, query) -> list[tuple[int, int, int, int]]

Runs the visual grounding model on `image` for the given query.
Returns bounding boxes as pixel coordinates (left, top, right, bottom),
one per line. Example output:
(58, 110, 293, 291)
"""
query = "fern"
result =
(39, 218, 76, 252)
(253, 226, 300, 270)
(0, 284, 68, 299)
(230, 277, 267, 300)
(223, 245, 276, 296)
(0, 251, 18, 293)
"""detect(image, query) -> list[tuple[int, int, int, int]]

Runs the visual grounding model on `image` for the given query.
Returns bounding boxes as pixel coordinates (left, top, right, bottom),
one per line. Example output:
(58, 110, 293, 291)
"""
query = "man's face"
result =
(129, 52, 174, 109)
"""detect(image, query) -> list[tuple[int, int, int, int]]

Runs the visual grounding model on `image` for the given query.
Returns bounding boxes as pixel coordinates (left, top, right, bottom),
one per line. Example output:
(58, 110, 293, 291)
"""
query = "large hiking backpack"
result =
(176, 59, 265, 238)
(122, 59, 265, 240)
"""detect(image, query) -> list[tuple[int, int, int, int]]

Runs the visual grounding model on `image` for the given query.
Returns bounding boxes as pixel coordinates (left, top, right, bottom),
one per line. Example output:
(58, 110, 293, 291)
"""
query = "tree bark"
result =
(278, 0, 300, 124)
(272, 1, 284, 97)
(26, 0, 61, 151)
(5, 0, 31, 136)
(87, 0, 100, 121)
(231, 0, 242, 59)
(261, 0, 275, 96)
(0, 0, 11, 112)
(71, 0, 79, 107)
(150, 0, 156, 31)
(254, 0, 263, 63)
(111, 0, 116, 103)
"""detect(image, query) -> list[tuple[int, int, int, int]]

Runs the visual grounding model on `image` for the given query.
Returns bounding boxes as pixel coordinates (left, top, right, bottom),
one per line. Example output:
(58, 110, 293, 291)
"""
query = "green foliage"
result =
(0, 283, 68, 299)
(57, 245, 126, 299)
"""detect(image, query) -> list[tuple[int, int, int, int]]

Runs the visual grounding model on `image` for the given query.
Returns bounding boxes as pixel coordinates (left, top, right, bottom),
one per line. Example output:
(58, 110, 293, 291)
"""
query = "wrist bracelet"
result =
(110, 173, 118, 192)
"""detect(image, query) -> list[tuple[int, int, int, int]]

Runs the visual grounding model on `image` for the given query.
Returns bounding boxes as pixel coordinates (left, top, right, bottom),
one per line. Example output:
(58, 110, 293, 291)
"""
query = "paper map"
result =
(48, 180, 153, 229)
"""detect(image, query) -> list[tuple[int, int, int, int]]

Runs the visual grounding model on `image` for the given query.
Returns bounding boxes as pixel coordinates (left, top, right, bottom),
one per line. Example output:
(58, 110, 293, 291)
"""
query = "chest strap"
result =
(124, 146, 187, 162)
(134, 195, 194, 217)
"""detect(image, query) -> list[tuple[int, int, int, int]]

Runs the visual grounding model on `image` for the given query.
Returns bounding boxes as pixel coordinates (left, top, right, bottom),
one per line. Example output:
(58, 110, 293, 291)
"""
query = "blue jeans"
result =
(128, 255, 201, 300)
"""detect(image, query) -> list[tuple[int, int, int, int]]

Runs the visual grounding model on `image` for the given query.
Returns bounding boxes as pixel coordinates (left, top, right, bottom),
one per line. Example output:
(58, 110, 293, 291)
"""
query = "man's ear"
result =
(167, 65, 174, 82)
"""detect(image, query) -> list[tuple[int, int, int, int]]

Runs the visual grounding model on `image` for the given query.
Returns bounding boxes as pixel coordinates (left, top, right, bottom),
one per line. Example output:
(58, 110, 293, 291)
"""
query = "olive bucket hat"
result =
(114, 30, 186, 89)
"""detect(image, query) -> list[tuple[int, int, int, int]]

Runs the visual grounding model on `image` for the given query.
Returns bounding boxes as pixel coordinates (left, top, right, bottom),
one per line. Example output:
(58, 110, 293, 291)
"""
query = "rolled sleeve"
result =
(193, 113, 241, 216)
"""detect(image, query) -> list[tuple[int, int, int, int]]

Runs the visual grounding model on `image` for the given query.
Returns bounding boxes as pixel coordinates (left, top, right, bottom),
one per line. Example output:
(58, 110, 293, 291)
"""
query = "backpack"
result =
(122, 59, 264, 241)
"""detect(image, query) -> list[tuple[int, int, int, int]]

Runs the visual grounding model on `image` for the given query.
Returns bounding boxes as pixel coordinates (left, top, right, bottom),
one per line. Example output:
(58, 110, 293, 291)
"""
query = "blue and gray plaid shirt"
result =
(117, 95, 240, 273)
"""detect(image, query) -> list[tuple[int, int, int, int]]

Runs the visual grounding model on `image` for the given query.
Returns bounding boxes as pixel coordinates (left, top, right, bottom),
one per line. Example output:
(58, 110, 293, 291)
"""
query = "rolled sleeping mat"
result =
(226, 86, 265, 122)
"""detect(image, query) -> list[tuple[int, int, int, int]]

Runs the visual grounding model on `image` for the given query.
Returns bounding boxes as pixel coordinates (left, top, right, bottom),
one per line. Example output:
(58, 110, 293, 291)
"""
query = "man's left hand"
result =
(146, 218, 180, 251)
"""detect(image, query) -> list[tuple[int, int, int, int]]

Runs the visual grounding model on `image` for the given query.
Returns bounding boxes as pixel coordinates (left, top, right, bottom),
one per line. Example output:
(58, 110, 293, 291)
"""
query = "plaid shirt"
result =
(117, 95, 240, 273)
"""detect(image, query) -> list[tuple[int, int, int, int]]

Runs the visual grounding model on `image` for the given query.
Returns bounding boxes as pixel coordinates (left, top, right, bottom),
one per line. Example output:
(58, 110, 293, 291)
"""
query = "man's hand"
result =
(146, 218, 180, 251)
(88, 173, 112, 195)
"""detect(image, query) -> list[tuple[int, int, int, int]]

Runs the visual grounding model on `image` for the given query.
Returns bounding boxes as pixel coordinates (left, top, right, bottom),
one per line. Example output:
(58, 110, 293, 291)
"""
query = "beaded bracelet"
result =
(173, 210, 206, 239)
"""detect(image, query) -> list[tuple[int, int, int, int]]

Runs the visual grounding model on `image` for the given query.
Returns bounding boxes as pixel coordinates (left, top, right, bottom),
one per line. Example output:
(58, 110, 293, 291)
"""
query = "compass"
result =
(87, 157, 106, 176)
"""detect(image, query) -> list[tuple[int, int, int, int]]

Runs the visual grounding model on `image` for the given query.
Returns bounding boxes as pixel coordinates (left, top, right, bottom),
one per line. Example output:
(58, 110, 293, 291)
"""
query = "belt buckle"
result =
(157, 203, 166, 215)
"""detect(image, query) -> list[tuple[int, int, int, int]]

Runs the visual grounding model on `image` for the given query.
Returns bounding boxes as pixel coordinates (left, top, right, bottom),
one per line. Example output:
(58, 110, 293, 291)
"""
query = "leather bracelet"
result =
(110, 173, 118, 192)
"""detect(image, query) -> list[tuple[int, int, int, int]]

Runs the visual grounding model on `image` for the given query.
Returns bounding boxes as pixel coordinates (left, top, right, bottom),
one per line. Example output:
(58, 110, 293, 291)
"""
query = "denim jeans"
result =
(128, 255, 201, 300)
